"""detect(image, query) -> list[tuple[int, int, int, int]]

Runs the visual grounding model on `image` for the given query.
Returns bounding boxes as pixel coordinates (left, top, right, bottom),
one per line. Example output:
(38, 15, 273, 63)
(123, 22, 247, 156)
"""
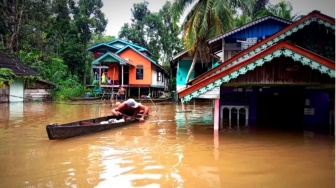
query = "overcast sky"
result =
(101, 0, 335, 36)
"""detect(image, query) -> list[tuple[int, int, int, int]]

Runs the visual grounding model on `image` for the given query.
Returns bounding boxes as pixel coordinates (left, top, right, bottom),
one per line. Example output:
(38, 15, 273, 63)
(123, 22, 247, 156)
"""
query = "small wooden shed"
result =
(0, 52, 55, 102)
(24, 79, 57, 101)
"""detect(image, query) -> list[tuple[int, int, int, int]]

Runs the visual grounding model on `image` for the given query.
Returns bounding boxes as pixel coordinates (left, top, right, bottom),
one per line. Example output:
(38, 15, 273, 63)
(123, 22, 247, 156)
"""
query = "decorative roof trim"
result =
(179, 41, 335, 103)
(218, 17, 334, 72)
(189, 12, 335, 85)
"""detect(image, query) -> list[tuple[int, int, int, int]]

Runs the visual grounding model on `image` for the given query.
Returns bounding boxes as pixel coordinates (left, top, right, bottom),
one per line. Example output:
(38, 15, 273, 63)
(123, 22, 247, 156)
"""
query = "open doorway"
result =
(257, 88, 304, 128)
(119, 66, 129, 85)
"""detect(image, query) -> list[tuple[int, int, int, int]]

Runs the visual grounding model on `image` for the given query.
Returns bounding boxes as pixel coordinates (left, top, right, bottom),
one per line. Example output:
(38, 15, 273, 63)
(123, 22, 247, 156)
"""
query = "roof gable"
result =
(0, 52, 39, 77)
(87, 43, 119, 52)
(91, 52, 132, 66)
(107, 39, 153, 56)
(171, 50, 189, 62)
(172, 15, 292, 64)
(209, 14, 292, 43)
(179, 40, 335, 102)
(116, 45, 157, 65)
(190, 10, 335, 86)
(208, 15, 293, 53)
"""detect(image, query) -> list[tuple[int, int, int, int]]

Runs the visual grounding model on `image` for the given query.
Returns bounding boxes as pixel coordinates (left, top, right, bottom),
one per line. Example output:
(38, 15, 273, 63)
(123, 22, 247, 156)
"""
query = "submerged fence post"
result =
(214, 98, 219, 130)
(214, 129, 219, 160)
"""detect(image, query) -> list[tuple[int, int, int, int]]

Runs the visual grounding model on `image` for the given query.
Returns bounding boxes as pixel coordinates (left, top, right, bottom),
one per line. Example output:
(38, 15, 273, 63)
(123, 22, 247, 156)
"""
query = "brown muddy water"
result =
(0, 101, 334, 188)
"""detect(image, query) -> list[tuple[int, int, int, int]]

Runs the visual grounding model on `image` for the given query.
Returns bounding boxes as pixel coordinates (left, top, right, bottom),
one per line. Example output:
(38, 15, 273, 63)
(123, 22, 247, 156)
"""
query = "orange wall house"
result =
(88, 39, 168, 99)
(119, 48, 152, 86)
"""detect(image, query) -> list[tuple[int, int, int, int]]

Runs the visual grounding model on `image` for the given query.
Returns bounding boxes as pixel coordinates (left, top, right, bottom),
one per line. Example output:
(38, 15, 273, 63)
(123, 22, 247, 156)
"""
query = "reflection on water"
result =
(0, 101, 334, 188)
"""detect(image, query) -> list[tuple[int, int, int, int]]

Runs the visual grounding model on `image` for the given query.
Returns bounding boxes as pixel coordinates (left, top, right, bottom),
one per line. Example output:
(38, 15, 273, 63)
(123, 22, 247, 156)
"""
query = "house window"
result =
(136, 65, 143, 80)
(157, 72, 162, 81)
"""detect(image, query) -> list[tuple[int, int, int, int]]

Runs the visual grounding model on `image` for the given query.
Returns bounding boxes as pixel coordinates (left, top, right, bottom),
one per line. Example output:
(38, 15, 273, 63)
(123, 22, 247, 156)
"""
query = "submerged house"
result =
(171, 50, 221, 92)
(0, 52, 56, 102)
(171, 14, 292, 94)
(177, 11, 335, 132)
(87, 39, 168, 99)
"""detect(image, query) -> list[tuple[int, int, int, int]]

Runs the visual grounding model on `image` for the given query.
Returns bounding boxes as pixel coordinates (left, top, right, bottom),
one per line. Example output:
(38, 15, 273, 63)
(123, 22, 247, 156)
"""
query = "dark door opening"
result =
(257, 89, 304, 128)
(119, 66, 129, 85)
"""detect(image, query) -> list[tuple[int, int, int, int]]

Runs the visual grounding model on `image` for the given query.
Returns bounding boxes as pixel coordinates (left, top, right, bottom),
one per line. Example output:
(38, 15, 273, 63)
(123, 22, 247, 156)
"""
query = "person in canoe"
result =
(111, 98, 149, 122)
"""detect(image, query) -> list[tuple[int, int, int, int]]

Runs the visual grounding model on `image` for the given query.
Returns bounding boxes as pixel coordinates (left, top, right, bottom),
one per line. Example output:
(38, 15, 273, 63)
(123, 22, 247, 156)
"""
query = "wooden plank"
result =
(0, 87, 9, 102)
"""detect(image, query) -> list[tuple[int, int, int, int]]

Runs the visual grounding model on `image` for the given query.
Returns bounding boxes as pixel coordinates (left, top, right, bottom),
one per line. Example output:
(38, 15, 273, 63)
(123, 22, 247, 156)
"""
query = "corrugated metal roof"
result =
(107, 39, 153, 56)
(178, 11, 335, 102)
(171, 50, 189, 62)
(208, 15, 292, 44)
(0, 52, 39, 77)
(91, 52, 133, 66)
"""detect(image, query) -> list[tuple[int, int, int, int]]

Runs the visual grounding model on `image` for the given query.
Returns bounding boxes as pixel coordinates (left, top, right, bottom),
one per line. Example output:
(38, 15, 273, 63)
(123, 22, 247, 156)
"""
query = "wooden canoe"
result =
(46, 112, 148, 140)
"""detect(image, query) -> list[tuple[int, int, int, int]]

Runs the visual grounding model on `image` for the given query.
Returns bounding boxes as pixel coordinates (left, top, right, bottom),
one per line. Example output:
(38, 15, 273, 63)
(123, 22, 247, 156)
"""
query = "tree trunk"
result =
(84, 60, 87, 86)
(185, 51, 198, 84)
(6, 3, 23, 53)
(83, 42, 87, 86)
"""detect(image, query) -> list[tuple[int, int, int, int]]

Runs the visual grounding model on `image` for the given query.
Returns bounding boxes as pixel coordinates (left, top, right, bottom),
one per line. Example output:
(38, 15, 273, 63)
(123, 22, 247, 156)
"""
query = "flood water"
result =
(0, 101, 334, 188)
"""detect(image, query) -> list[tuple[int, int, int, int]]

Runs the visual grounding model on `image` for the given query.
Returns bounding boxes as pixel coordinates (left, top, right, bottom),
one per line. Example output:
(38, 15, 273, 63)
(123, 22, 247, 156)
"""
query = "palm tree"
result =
(171, 0, 254, 83)
(254, 0, 300, 21)
(233, 13, 253, 27)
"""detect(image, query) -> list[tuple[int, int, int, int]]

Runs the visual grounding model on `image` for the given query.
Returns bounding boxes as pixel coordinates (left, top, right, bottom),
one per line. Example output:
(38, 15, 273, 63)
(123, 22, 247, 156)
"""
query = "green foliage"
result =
(252, 0, 269, 18)
(18, 48, 88, 101)
(118, 1, 183, 86)
(168, 76, 176, 92)
(22, 76, 40, 86)
(19, 48, 69, 78)
(68, 0, 107, 85)
(234, 14, 253, 27)
(52, 76, 86, 101)
(92, 80, 99, 89)
(43, 57, 69, 84)
(119, 1, 151, 50)
(1, 0, 107, 88)
(90, 34, 116, 44)
(59, 31, 85, 76)
(171, 0, 248, 82)
(159, 1, 183, 64)
(0, 68, 16, 89)
(19, 50, 45, 74)
(0, 0, 52, 52)
(119, 1, 183, 64)
(253, 0, 300, 21)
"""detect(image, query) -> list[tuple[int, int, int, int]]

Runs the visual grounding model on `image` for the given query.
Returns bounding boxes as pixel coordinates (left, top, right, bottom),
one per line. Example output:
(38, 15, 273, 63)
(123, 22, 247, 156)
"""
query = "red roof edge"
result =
(178, 40, 335, 98)
(188, 11, 335, 86)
